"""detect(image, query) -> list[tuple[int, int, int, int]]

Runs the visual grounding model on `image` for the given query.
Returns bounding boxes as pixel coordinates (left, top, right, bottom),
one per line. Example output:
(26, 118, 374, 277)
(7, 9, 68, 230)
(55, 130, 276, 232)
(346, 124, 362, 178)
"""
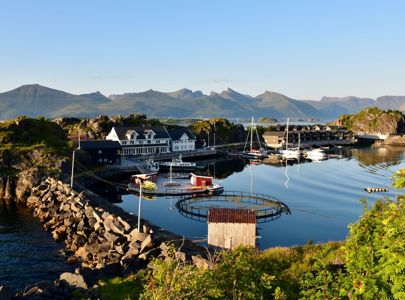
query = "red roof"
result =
(208, 208, 256, 224)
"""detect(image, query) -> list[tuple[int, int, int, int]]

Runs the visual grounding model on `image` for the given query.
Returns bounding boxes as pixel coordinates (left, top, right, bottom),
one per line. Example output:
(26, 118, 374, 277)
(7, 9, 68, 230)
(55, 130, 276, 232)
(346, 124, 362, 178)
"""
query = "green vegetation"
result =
(190, 118, 246, 145)
(85, 170, 405, 299)
(0, 116, 70, 176)
(0, 116, 68, 152)
(336, 107, 404, 135)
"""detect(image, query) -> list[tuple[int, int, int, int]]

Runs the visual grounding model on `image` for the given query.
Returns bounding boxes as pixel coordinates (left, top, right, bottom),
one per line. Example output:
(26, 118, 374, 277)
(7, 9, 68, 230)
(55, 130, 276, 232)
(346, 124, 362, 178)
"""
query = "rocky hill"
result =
(334, 107, 405, 135)
(2, 84, 405, 120)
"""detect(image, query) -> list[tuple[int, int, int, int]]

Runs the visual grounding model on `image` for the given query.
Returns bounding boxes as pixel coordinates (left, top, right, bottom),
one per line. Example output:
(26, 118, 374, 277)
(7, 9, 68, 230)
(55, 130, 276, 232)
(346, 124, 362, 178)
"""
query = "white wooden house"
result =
(166, 128, 196, 152)
(106, 126, 171, 155)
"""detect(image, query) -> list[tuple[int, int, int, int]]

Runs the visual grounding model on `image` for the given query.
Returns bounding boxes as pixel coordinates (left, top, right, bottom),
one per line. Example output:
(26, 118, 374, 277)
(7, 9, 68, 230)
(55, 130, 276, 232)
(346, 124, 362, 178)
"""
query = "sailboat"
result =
(279, 118, 301, 160)
(242, 117, 267, 159)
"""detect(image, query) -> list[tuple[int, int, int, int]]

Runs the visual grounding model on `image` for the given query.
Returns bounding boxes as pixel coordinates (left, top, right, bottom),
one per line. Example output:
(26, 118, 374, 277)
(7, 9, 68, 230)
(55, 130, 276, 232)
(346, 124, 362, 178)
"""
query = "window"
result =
(156, 140, 160, 143)
(103, 158, 108, 162)
(98, 158, 102, 163)
(98, 150, 103, 154)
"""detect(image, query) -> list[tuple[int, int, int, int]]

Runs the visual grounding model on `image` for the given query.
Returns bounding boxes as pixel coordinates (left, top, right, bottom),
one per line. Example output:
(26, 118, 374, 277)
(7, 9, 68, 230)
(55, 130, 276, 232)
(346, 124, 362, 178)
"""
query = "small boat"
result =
(159, 154, 204, 171)
(208, 184, 224, 195)
(145, 159, 159, 172)
(279, 119, 301, 159)
(305, 148, 327, 161)
(364, 187, 389, 193)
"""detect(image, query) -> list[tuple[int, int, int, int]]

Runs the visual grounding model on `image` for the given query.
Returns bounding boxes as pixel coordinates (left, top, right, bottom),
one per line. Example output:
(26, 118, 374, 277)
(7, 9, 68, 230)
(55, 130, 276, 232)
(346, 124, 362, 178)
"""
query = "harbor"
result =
(88, 145, 405, 249)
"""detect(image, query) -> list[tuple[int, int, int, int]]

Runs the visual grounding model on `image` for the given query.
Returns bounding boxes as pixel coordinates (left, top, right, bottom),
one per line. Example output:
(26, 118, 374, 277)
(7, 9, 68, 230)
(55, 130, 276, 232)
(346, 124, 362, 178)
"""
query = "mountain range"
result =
(1, 84, 405, 121)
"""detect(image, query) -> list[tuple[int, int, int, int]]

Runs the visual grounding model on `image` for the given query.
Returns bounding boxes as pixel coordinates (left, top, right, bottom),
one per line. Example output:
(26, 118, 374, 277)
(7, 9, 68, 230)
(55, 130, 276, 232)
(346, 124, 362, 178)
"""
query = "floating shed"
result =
(190, 173, 213, 187)
(208, 208, 256, 250)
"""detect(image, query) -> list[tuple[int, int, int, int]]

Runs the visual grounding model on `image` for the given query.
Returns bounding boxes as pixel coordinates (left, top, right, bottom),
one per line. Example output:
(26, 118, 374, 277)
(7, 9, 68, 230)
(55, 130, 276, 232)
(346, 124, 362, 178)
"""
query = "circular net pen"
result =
(176, 191, 291, 223)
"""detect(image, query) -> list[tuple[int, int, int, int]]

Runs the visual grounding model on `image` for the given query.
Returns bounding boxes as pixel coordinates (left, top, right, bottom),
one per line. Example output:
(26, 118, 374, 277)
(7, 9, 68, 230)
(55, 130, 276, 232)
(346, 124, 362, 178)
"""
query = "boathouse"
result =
(79, 140, 121, 165)
(262, 125, 354, 148)
(208, 208, 256, 250)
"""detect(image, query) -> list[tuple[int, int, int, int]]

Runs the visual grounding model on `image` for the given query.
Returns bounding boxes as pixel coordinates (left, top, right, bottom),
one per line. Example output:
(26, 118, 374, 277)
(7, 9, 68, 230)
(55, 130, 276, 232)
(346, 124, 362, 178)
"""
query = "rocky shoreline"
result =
(0, 176, 210, 299)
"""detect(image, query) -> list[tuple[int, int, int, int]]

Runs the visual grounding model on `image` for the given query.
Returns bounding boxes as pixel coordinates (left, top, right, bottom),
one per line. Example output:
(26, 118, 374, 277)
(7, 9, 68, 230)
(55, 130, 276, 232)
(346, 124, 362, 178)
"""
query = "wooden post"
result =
(71, 150, 76, 188)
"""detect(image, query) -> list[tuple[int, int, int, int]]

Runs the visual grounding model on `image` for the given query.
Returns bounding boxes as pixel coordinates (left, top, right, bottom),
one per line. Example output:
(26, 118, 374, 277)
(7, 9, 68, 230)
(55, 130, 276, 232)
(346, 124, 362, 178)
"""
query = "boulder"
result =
(117, 216, 131, 232)
(192, 255, 211, 270)
(59, 272, 88, 289)
(103, 219, 125, 235)
(140, 235, 153, 253)
(127, 229, 149, 243)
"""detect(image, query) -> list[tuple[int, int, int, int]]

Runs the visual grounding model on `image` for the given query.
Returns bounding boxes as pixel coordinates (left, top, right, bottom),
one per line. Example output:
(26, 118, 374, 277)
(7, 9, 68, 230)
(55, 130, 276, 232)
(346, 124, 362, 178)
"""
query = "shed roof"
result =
(208, 208, 256, 224)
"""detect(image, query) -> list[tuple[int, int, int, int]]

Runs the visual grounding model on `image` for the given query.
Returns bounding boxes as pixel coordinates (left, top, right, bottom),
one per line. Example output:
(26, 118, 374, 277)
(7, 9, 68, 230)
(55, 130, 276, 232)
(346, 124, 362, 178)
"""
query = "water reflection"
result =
(96, 145, 405, 249)
(351, 145, 405, 166)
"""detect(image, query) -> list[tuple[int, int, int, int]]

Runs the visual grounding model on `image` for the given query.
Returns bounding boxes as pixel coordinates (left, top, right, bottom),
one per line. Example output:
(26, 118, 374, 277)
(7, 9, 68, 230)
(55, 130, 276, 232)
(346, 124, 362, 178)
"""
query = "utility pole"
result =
(213, 122, 216, 148)
(70, 149, 76, 188)
(138, 183, 142, 232)
(70, 131, 81, 188)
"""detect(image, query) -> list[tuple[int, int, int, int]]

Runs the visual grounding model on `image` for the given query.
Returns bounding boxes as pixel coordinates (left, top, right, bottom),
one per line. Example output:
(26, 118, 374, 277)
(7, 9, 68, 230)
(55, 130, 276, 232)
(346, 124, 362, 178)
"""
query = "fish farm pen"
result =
(176, 191, 291, 223)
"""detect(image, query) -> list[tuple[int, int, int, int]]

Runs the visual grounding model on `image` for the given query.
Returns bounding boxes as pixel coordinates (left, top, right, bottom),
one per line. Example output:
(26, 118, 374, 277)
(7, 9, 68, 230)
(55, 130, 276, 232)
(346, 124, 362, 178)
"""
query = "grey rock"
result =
(60, 272, 88, 289)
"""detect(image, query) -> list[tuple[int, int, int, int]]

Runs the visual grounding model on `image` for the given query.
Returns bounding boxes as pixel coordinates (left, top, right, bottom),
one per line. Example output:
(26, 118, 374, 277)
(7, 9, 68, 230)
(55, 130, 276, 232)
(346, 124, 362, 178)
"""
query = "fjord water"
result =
(0, 205, 73, 291)
(116, 146, 405, 249)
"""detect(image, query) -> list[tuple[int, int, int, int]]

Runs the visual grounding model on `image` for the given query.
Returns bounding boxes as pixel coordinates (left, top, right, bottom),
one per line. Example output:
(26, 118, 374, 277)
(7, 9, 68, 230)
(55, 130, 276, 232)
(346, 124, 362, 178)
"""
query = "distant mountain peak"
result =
(167, 88, 204, 99)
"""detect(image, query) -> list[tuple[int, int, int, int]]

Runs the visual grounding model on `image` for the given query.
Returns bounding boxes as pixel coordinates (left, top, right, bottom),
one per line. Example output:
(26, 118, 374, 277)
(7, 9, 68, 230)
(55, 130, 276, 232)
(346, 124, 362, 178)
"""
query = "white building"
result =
(106, 126, 171, 156)
(166, 128, 196, 152)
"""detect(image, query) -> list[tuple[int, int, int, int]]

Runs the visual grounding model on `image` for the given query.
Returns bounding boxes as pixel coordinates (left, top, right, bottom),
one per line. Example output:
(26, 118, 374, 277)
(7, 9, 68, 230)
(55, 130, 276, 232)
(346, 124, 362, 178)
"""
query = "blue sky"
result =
(1, 0, 405, 99)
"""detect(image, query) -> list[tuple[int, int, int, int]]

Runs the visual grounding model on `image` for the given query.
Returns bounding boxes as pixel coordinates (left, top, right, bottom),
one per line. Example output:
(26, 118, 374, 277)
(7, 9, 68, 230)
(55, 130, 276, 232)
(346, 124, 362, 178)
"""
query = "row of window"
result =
(121, 147, 169, 155)
(174, 145, 195, 150)
(173, 140, 194, 143)
(121, 139, 169, 145)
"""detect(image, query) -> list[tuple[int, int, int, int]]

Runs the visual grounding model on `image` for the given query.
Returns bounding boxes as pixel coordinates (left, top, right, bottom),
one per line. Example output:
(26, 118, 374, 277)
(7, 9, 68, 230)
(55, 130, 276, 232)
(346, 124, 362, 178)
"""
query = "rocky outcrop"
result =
(24, 178, 210, 283)
(334, 107, 405, 135)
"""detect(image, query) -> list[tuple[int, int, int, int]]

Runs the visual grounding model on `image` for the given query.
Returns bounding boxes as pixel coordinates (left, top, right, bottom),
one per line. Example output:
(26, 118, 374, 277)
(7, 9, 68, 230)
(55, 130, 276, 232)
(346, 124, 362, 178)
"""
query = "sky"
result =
(1, 0, 405, 100)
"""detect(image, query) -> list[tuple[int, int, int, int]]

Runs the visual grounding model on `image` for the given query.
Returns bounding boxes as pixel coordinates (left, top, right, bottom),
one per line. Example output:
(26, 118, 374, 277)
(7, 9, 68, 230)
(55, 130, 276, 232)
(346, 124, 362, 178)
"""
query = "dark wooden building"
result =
(80, 140, 121, 165)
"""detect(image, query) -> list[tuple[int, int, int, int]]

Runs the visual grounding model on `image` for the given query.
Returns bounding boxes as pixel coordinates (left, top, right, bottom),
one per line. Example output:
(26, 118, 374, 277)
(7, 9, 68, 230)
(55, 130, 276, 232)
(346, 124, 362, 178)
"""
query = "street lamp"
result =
(133, 174, 157, 232)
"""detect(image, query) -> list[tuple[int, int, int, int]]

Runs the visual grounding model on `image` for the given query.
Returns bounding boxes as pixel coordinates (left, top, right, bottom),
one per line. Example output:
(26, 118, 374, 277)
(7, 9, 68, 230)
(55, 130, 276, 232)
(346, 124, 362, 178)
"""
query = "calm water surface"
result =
(0, 205, 73, 291)
(116, 146, 405, 249)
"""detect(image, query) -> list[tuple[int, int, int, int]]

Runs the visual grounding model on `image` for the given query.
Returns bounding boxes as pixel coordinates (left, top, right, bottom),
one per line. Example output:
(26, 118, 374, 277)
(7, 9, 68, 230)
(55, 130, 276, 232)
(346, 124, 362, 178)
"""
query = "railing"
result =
(176, 191, 291, 223)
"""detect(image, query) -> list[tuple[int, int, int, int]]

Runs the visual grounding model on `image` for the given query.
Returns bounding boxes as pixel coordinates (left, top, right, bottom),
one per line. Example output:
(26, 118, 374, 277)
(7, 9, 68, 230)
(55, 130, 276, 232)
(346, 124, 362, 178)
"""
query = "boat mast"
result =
(250, 116, 254, 152)
(285, 118, 289, 151)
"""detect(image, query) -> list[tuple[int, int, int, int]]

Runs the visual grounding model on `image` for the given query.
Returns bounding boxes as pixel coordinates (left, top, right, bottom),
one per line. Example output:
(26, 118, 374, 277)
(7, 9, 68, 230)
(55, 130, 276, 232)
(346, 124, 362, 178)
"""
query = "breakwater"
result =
(0, 176, 210, 299)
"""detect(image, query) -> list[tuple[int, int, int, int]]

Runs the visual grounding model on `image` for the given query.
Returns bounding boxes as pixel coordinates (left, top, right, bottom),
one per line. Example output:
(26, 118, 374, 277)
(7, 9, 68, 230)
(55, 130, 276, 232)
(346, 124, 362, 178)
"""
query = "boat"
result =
(159, 154, 204, 171)
(242, 117, 267, 159)
(305, 148, 327, 161)
(279, 118, 300, 160)
(144, 159, 159, 172)
(127, 172, 224, 196)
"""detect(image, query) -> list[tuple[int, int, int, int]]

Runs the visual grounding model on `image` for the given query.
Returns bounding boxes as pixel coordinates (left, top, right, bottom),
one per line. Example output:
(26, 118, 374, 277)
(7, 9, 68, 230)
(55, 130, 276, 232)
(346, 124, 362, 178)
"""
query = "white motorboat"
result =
(305, 148, 327, 161)
(159, 154, 204, 171)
